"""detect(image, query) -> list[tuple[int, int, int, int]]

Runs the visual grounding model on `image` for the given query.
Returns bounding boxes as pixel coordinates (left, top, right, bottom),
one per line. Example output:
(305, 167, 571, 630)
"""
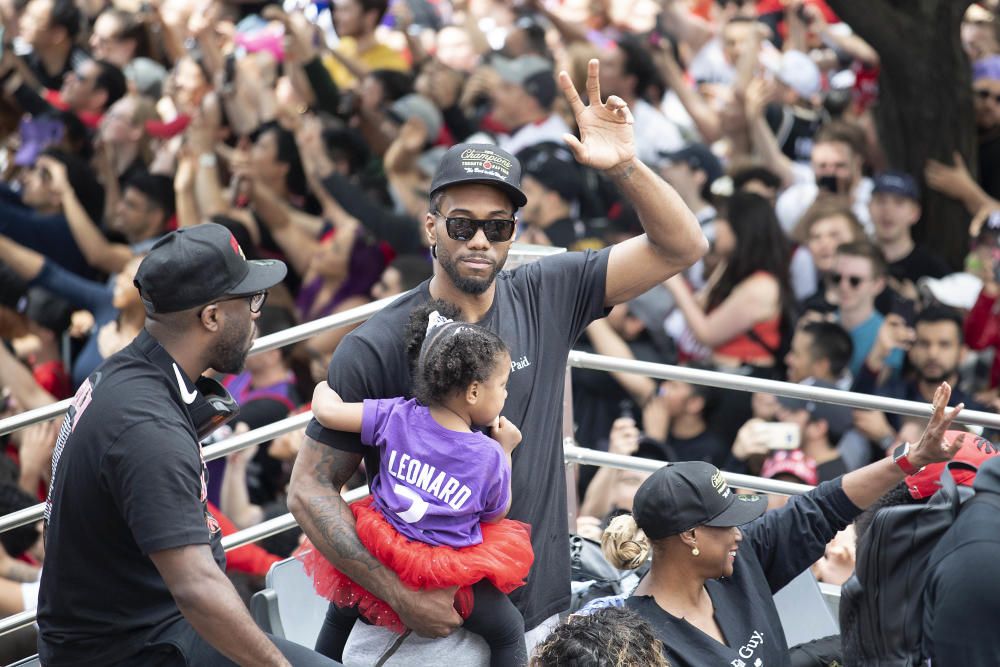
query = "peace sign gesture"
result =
(558, 59, 635, 171)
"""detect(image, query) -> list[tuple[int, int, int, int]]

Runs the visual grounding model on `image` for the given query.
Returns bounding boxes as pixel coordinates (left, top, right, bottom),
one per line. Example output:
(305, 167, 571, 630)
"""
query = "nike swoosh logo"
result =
(173, 364, 198, 405)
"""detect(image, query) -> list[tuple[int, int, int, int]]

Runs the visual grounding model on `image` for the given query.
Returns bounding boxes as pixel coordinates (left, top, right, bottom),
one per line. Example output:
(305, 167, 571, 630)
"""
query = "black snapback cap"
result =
(134, 223, 287, 314)
(632, 461, 767, 540)
(429, 143, 527, 208)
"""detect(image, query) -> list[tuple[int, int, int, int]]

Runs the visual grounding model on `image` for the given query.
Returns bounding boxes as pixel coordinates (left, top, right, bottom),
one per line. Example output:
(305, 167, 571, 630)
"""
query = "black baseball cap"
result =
(873, 171, 920, 201)
(429, 143, 527, 208)
(517, 142, 582, 204)
(632, 461, 767, 540)
(134, 223, 287, 314)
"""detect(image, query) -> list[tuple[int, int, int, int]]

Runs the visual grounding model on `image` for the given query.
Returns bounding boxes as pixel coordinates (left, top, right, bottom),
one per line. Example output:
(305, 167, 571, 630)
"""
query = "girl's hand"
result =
(490, 416, 522, 454)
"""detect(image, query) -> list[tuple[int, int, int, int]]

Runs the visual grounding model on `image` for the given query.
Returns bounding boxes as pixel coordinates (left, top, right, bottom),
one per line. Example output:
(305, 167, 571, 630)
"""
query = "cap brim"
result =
(431, 179, 528, 208)
(227, 259, 287, 296)
(703, 493, 767, 528)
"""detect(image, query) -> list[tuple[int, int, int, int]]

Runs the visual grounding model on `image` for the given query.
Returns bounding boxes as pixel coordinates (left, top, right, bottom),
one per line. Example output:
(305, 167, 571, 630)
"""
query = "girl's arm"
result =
(311, 382, 364, 433)
(482, 417, 520, 523)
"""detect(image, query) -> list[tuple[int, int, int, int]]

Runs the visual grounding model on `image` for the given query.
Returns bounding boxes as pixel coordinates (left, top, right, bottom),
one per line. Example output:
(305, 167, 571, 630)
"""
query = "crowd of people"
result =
(1, 0, 1000, 664)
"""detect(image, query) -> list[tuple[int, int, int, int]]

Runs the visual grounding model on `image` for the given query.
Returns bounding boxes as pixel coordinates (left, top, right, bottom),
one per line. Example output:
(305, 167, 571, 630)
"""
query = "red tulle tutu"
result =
(296, 496, 534, 633)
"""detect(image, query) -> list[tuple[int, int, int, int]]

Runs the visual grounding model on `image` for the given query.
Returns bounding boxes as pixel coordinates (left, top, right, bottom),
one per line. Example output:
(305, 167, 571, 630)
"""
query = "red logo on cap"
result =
(483, 161, 493, 170)
(229, 233, 246, 259)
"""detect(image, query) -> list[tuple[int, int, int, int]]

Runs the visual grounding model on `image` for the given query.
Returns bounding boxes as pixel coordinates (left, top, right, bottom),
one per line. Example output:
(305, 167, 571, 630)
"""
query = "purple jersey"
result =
(361, 397, 511, 548)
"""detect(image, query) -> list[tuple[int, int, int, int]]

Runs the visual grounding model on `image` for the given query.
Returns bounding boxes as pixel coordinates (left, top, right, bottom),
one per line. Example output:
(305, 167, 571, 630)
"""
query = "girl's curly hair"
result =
(404, 299, 509, 406)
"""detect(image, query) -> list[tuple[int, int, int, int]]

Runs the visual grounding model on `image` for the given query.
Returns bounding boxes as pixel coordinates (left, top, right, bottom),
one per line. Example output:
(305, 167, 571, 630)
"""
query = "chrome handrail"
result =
(0, 485, 372, 637)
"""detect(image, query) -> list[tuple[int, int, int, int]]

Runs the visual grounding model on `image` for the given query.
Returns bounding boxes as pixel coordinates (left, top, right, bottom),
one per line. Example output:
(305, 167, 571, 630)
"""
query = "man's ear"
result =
(425, 212, 437, 247)
(199, 304, 222, 332)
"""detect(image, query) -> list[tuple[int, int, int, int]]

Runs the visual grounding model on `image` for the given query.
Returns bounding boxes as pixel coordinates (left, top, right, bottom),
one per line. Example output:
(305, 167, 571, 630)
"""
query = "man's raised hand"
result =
(558, 59, 635, 172)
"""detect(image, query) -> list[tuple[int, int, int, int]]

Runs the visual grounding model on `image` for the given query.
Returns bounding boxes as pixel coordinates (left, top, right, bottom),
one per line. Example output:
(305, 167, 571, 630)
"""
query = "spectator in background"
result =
(490, 55, 570, 156)
(666, 192, 794, 377)
(776, 121, 873, 235)
(15, 0, 88, 90)
(785, 320, 854, 387)
(325, 0, 408, 90)
(792, 197, 867, 304)
(657, 375, 728, 467)
(88, 8, 148, 69)
(0, 232, 146, 389)
(853, 305, 986, 416)
(831, 240, 903, 377)
(6, 289, 73, 400)
(1, 55, 127, 130)
(776, 386, 851, 482)
(0, 149, 104, 279)
(370, 254, 433, 301)
(517, 142, 599, 250)
(598, 34, 683, 165)
(869, 172, 951, 295)
(760, 449, 819, 510)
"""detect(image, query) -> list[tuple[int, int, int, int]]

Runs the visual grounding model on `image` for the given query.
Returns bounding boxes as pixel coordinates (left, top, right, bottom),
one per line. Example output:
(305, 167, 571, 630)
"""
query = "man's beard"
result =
(920, 365, 956, 385)
(210, 319, 253, 375)
(437, 245, 502, 296)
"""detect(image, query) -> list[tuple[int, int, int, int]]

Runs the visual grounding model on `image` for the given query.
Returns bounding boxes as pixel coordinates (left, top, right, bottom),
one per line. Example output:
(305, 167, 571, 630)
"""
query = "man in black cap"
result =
(289, 59, 708, 661)
(37, 224, 337, 666)
(869, 170, 950, 291)
(517, 142, 602, 250)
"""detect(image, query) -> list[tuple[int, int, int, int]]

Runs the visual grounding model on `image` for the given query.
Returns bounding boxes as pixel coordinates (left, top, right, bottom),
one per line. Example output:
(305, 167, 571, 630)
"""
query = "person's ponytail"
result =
(601, 514, 649, 570)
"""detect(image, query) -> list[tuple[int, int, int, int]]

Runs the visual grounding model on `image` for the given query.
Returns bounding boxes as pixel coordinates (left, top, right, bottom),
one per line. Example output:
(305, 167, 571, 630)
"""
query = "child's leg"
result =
(313, 602, 361, 661)
(462, 580, 527, 667)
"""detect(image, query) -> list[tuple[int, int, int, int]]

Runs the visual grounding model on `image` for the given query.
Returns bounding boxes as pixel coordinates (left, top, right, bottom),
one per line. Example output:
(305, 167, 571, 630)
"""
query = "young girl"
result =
(298, 299, 533, 666)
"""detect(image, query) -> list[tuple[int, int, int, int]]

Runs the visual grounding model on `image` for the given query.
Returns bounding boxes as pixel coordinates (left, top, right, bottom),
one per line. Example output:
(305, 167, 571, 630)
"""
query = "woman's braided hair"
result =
(404, 299, 508, 406)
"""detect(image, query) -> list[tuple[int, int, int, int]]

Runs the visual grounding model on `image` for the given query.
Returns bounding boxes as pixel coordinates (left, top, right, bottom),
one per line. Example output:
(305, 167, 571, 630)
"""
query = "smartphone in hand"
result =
(756, 421, 801, 450)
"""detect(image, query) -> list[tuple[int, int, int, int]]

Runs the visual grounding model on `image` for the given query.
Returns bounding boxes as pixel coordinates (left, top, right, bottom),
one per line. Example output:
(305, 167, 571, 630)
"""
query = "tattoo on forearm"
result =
(304, 439, 385, 575)
(617, 164, 636, 180)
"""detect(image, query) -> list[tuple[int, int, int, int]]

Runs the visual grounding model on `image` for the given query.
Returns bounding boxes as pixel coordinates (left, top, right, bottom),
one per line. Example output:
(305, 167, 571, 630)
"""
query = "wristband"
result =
(892, 441, 923, 475)
(199, 153, 217, 168)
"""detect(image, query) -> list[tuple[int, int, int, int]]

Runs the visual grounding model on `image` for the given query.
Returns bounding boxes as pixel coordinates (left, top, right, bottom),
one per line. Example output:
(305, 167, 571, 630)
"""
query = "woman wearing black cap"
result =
(598, 382, 966, 667)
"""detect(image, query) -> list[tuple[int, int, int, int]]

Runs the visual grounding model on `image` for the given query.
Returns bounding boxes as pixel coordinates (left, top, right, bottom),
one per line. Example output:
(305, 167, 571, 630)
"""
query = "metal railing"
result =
(0, 292, 994, 639)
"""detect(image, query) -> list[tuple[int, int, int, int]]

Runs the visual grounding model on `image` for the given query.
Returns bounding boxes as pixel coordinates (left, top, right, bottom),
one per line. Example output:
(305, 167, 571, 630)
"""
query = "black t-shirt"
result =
(304, 248, 611, 630)
(766, 104, 823, 164)
(922, 492, 1000, 665)
(667, 429, 729, 468)
(626, 480, 860, 667)
(888, 246, 951, 285)
(37, 330, 226, 667)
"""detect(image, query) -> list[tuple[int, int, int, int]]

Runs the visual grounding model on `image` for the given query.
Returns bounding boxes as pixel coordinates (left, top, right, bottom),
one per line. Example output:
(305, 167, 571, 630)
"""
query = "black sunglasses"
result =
(977, 89, 1000, 104)
(827, 272, 864, 288)
(432, 211, 516, 243)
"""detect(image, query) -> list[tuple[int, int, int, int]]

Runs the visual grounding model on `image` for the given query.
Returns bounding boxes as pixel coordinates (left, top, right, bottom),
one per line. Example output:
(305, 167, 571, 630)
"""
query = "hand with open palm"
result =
(558, 59, 635, 172)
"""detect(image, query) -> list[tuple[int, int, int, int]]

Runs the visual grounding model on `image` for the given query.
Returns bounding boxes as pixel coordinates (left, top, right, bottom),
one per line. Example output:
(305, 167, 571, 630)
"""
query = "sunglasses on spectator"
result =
(827, 273, 866, 288)
(432, 211, 516, 243)
(976, 89, 1000, 104)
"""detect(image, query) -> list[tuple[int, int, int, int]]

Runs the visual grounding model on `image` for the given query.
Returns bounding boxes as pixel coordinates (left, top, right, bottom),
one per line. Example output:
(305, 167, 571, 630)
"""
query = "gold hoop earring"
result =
(691, 547, 700, 557)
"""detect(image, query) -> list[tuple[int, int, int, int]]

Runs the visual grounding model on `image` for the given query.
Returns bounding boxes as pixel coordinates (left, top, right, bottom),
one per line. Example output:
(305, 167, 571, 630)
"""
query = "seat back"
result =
(253, 554, 330, 648)
(773, 569, 839, 647)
